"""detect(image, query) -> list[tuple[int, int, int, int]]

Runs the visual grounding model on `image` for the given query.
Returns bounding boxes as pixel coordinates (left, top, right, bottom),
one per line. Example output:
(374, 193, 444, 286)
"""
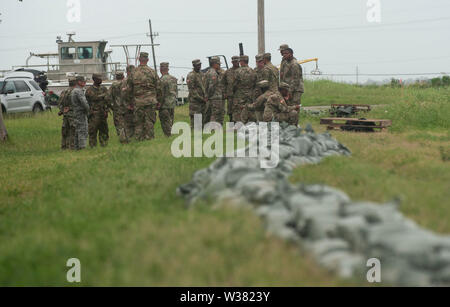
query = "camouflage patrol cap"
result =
(140, 52, 149, 58)
(231, 56, 240, 62)
(279, 82, 291, 90)
(239, 55, 249, 62)
(278, 44, 289, 51)
(160, 62, 169, 68)
(263, 53, 272, 59)
(210, 57, 221, 65)
(255, 54, 264, 62)
(115, 71, 124, 77)
(192, 59, 202, 66)
(92, 73, 102, 80)
(75, 76, 86, 82)
(257, 80, 270, 88)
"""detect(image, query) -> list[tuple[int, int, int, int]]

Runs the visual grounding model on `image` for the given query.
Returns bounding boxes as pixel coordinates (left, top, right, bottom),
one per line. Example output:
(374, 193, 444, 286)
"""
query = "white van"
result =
(0, 71, 48, 114)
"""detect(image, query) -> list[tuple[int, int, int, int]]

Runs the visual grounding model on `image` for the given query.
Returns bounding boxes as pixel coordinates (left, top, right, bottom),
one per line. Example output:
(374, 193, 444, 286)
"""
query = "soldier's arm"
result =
(84, 88, 93, 107)
(57, 91, 66, 111)
(187, 75, 203, 102)
(291, 64, 302, 90)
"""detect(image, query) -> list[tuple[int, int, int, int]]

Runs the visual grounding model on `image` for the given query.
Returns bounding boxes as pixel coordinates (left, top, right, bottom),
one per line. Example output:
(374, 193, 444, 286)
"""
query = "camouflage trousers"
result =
(203, 101, 212, 125)
(112, 108, 122, 136)
(233, 102, 257, 124)
(255, 110, 264, 122)
(189, 100, 206, 129)
(291, 92, 303, 126)
(159, 108, 174, 137)
(209, 99, 225, 126)
(123, 109, 135, 141)
(135, 105, 156, 141)
(74, 115, 88, 150)
(226, 97, 234, 122)
(88, 111, 109, 147)
(61, 115, 76, 150)
(278, 110, 299, 126)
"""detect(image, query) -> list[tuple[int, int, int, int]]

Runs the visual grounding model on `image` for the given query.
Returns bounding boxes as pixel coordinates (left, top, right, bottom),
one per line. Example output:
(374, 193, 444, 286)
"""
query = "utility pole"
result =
(356, 66, 359, 85)
(257, 0, 265, 54)
(148, 19, 159, 72)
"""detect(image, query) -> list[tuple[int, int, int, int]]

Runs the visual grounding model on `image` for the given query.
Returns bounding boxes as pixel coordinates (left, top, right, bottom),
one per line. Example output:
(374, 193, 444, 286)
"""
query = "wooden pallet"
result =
(320, 117, 392, 132)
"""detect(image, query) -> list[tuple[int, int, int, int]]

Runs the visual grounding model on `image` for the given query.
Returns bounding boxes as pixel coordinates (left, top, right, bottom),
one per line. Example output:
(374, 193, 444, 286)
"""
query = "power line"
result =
(306, 72, 449, 76)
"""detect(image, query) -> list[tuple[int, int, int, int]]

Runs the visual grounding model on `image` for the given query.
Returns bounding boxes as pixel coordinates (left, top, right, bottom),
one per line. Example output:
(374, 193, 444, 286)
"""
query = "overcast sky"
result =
(0, 0, 449, 83)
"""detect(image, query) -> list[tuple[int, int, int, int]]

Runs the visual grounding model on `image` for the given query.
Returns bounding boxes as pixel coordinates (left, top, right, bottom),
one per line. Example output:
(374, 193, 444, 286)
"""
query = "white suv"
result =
(0, 71, 48, 114)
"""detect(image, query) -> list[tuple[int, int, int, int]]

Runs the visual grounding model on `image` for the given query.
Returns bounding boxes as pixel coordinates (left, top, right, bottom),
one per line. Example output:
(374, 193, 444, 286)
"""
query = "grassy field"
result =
(0, 81, 449, 286)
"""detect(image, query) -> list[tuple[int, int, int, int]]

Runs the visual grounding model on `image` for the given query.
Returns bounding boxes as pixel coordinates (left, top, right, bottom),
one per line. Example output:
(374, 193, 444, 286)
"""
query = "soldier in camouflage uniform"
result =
(223, 56, 240, 122)
(71, 76, 90, 150)
(57, 77, 76, 150)
(246, 80, 275, 122)
(187, 59, 207, 129)
(263, 82, 300, 124)
(280, 47, 304, 126)
(86, 73, 110, 147)
(279, 44, 290, 72)
(109, 71, 126, 141)
(158, 62, 177, 137)
(127, 52, 160, 141)
(121, 65, 136, 142)
(254, 54, 272, 100)
(232, 55, 257, 124)
(204, 57, 225, 127)
(263, 53, 280, 90)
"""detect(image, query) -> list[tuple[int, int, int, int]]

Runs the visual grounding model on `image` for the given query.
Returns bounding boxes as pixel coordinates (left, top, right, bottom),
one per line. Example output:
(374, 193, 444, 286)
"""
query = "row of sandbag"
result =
(177, 123, 450, 286)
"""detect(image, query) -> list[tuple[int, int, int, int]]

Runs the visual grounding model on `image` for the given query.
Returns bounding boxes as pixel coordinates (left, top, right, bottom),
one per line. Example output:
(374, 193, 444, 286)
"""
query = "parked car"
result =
(0, 71, 49, 114)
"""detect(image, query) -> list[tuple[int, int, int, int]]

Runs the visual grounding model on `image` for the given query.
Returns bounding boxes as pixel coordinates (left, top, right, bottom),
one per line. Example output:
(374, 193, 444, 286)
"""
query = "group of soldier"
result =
(187, 43, 304, 129)
(57, 52, 177, 150)
(57, 43, 304, 150)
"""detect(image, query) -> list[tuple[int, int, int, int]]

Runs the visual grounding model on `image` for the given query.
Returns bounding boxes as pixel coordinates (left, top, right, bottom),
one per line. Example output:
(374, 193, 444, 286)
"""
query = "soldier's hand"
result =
(58, 111, 63, 116)
(295, 105, 301, 111)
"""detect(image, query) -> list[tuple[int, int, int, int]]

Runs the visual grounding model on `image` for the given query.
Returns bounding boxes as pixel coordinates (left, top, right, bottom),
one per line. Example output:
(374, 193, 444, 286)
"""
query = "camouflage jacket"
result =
(127, 64, 160, 107)
(266, 62, 280, 90)
(71, 86, 90, 117)
(280, 57, 304, 93)
(187, 70, 206, 104)
(254, 66, 272, 98)
(58, 88, 74, 117)
(159, 74, 178, 109)
(120, 78, 134, 109)
(247, 89, 276, 112)
(233, 66, 257, 103)
(205, 68, 224, 100)
(263, 92, 297, 122)
(85, 85, 110, 113)
(108, 80, 124, 113)
(223, 67, 239, 98)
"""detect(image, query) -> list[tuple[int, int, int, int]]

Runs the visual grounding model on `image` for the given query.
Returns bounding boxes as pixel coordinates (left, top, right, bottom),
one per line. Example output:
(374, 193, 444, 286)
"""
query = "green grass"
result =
(303, 80, 450, 111)
(0, 108, 354, 286)
(1, 80, 448, 286)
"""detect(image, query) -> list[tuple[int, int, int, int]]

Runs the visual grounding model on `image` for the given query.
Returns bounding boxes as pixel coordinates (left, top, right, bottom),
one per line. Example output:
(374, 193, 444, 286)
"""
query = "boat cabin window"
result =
(61, 47, 76, 60)
(78, 47, 94, 59)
